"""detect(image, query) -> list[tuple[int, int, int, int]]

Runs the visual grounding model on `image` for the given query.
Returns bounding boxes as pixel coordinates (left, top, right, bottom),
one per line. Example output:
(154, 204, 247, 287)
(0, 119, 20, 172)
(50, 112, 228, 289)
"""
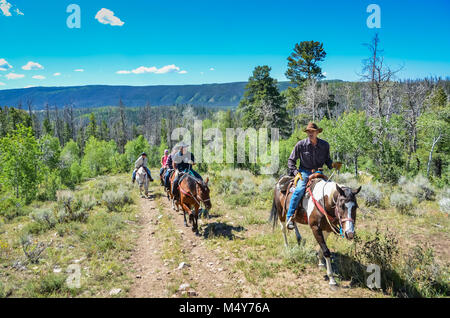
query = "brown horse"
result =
(168, 170, 180, 211)
(160, 167, 167, 186)
(269, 174, 361, 286)
(178, 173, 211, 235)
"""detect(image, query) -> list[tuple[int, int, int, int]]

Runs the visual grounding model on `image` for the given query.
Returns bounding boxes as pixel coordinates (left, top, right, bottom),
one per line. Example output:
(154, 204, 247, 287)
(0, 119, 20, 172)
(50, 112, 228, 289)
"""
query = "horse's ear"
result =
(336, 184, 346, 197)
(205, 177, 209, 185)
(352, 186, 361, 195)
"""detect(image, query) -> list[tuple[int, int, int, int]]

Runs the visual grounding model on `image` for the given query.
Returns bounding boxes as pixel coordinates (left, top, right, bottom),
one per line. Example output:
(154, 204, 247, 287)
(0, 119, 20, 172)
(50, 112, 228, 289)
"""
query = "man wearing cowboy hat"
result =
(286, 122, 342, 230)
(172, 142, 202, 200)
(132, 152, 154, 184)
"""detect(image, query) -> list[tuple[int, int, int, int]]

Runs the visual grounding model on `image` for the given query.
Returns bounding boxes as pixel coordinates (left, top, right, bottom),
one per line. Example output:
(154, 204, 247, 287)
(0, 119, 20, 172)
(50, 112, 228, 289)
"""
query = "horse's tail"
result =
(269, 196, 278, 232)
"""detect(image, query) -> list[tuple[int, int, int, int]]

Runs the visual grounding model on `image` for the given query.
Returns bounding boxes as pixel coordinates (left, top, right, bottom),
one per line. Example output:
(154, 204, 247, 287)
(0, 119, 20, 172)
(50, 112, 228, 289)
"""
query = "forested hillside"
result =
(0, 82, 294, 109)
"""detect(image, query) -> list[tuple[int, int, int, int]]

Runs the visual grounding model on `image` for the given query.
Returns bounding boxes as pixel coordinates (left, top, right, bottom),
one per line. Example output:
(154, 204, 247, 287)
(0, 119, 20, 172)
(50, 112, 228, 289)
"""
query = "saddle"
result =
(276, 171, 328, 224)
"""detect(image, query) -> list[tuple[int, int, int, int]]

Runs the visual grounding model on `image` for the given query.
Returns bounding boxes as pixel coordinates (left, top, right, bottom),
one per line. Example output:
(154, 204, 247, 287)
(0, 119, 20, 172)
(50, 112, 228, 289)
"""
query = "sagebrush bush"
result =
(438, 198, 450, 214)
(258, 177, 276, 194)
(102, 186, 133, 212)
(30, 208, 56, 228)
(399, 174, 435, 202)
(401, 245, 449, 297)
(359, 182, 384, 207)
(282, 241, 316, 268)
(334, 172, 358, 187)
(390, 192, 414, 214)
(79, 194, 96, 211)
(437, 188, 450, 214)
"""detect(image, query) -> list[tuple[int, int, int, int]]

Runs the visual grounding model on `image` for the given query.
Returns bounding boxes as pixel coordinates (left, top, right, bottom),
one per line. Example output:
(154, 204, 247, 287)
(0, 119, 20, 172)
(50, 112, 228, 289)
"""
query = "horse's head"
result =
(196, 177, 211, 210)
(335, 184, 361, 240)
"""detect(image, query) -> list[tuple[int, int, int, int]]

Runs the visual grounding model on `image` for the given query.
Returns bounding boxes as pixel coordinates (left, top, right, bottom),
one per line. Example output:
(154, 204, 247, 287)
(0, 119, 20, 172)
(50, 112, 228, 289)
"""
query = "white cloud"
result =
(0, 58, 12, 71)
(32, 75, 45, 80)
(95, 8, 124, 26)
(0, 1, 23, 17)
(323, 72, 327, 77)
(5, 72, 24, 80)
(209, 68, 215, 71)
(74, 69, 84, 72)
(178, 70, 188, 74)
(0, 82, 5, 86)
(53, 72, 61, 76)
(22, 61, 44, 71)
(117, 64, 181, 75)
(24, 85, 35, 88)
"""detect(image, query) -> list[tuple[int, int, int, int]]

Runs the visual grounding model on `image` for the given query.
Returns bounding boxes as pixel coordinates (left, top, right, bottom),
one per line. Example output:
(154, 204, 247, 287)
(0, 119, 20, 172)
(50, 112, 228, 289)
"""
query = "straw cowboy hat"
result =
(303, 122, 323, 133)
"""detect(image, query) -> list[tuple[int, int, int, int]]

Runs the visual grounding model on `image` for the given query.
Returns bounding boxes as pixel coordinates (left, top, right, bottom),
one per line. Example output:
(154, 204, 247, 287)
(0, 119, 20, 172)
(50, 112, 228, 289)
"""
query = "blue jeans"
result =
(286, 169, 313, 221)
(132, 167, 152, 181)
(164, 169, 173, 188)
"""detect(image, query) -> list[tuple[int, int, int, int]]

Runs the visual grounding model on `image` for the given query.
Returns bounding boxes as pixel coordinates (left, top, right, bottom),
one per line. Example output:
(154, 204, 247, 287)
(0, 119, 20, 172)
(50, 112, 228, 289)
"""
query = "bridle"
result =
(308, 171, 355, 238)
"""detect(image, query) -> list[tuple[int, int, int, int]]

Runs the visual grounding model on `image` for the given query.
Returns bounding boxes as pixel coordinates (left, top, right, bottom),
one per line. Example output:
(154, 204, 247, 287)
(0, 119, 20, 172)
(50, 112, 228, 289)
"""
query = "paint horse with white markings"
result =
(269, 172, 361, 286)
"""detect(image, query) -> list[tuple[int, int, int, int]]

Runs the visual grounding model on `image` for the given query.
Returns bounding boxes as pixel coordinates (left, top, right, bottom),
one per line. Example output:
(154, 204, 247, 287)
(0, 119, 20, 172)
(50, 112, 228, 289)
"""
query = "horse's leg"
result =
(311, 224, 337, 286)
(194, 205, 200, 235)
(293, 222, 302, 245)
(279, 219, 289, 247)
(181, 202, 191, 227)
(317, 231, 329, 267)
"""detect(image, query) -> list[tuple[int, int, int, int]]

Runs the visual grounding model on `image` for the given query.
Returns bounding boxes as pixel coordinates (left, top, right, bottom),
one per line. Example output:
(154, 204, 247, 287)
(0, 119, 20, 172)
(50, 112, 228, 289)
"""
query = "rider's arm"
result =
(288, 142, 300, 176)
(324, 143, 333, 170)
(135, 156, 142, 169)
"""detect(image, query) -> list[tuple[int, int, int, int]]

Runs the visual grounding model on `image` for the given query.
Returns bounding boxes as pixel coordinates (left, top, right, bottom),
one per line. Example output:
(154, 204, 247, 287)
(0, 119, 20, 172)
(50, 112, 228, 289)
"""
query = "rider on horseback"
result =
(132, 152, 154, 183)
(286, 122, 341, 230)
(160, 149, 169, 176)
(172, 142, 202, 200)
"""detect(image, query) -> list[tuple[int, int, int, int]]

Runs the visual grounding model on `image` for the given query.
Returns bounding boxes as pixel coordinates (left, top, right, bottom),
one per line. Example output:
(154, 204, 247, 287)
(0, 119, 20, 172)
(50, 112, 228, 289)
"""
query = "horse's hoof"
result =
(329, 284, 339, 291)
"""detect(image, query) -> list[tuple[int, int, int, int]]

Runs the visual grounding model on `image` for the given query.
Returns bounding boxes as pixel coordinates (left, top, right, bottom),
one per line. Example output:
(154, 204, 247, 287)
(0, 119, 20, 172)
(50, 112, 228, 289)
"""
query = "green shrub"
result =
(282, 240, 316, 269)
(359, 182, 384, 207)
(30, 208, 56, 229)
(399, 174, 435, 202)
(390, 192, 414, 214)
(35, 273, 67, 295)
(102, 186, 133, 212)
(401, 245, 449, 297)
(0, 195, 26, 220)
(36, 169, 62, 201)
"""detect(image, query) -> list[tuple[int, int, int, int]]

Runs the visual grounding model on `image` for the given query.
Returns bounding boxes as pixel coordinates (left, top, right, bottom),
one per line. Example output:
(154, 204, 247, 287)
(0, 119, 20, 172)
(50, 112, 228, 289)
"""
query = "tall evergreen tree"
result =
(238, 65, 290, 137)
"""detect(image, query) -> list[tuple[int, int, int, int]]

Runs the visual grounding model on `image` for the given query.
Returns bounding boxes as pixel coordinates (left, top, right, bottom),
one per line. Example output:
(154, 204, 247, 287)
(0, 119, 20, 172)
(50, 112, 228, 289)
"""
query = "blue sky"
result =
(0, 0, 449, 89)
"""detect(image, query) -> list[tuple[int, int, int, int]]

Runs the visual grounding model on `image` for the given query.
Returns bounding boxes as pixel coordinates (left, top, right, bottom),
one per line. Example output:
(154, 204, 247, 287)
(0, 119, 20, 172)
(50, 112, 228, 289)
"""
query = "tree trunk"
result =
(427, 132, 442, 178)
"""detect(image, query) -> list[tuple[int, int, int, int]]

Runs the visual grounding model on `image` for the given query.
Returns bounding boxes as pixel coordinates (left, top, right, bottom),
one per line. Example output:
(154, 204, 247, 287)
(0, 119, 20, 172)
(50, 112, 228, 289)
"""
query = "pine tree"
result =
(238, 65, 290, 137)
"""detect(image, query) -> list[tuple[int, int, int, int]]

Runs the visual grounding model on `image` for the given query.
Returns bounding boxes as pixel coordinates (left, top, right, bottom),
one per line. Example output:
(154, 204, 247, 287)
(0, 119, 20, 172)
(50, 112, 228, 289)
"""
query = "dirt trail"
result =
(128, 179, 240, 298)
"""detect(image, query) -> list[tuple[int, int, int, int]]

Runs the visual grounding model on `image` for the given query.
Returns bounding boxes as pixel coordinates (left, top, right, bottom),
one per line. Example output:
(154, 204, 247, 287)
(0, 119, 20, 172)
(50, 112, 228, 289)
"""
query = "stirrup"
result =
(286, 216, 295, 230)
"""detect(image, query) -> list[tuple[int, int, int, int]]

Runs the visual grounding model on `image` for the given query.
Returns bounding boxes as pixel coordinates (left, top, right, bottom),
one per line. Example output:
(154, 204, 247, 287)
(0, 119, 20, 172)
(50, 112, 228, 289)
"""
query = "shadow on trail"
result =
(202, 222, 245, 240)
(145, 192, 164, 200)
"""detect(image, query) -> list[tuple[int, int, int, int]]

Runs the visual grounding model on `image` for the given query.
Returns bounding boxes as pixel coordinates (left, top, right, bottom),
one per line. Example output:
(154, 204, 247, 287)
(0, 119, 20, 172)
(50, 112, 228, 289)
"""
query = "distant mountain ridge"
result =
(0, 81, 297, 109)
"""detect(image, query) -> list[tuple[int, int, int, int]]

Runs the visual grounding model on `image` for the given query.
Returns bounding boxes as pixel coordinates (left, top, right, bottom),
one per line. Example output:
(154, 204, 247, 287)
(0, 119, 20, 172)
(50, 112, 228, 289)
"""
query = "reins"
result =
(178, 173, 210, 207)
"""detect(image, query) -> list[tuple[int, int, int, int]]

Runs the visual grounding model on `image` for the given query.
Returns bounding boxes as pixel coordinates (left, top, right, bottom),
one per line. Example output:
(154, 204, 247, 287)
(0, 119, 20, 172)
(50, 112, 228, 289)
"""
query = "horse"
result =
(269, 174, 361, 287)
(136, 166, 150, 198)
(168, 170, 180, 211)
(160, 167, 167, 186)
(177, 173, 211, 235)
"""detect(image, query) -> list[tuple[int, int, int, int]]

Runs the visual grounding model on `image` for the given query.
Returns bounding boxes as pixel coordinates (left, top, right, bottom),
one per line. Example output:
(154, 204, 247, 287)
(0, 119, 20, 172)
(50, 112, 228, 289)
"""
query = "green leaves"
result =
(0, 124, 43, 203)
